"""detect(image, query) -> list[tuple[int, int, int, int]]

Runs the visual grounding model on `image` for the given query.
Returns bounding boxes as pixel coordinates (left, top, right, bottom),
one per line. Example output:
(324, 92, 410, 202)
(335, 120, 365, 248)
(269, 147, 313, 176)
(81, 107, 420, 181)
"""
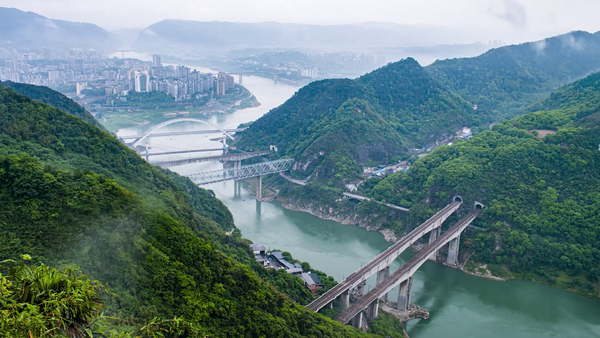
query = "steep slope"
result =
(366, 72, 600, 296)
(236, 58, 473, 184)
(0, 7, 114, 49)
(0, 81, 106, 131)
(427, 31, 600, 121)
(0, 86, 377, 337)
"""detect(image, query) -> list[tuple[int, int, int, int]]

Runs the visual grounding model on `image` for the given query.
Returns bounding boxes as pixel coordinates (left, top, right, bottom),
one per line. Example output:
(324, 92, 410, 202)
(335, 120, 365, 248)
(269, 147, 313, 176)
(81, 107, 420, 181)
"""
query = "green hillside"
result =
(428, 31, 600, 121)
(0, 85, 381, 337)
(0, 81, 106, 131)
(236, 58, 474, 184)
(365, 71, 600, 297)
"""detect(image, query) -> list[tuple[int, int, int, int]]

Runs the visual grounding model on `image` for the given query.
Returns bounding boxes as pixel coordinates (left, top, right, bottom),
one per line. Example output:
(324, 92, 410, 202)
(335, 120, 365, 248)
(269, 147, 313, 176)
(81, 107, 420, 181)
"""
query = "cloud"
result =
(532, 39, 547, 54)
(491, 0, 528, 29)
(561, 33, 585, 51)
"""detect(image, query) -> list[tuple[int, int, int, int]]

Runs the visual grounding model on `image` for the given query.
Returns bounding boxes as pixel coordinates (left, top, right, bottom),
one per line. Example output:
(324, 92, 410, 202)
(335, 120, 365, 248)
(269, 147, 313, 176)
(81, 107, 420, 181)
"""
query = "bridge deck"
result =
(334, 209, 481, 324)
(306, 201, 461, 312)
(151, 150, 271, 167)
(122, 128, 246, 140)
(343, 193, 409, 212)
(186, 158, 294, 185)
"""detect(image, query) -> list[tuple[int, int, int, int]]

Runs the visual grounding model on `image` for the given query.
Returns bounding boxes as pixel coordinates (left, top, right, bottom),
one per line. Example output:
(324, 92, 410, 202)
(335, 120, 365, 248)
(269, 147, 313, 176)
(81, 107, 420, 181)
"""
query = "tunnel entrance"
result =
(454, 196, 463, 203)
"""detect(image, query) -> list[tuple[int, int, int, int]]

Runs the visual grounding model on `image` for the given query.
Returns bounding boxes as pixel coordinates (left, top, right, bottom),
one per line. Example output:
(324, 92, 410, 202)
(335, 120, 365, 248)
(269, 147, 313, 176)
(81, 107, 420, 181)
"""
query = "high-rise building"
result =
(153, 55, 162, 68)
(216, 72, 234, 95)
(134, 71, 150, 92)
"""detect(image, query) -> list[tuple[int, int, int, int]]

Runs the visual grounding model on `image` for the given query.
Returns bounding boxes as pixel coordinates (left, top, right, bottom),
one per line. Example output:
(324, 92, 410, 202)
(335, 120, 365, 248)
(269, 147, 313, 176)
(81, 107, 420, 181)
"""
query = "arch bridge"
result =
(130, 118, 236, 149)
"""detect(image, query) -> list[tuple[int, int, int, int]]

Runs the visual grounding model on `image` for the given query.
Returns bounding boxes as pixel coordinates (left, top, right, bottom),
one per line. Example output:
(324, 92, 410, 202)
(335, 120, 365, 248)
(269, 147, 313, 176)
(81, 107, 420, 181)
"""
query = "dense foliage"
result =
(236, 58, 474, 185)
(428, 31, 600, 121)
(366, 71, 600, 296)
(0, 85, 379, 337)
(0, 81, 106, 130)
(0, 255, 109, 338)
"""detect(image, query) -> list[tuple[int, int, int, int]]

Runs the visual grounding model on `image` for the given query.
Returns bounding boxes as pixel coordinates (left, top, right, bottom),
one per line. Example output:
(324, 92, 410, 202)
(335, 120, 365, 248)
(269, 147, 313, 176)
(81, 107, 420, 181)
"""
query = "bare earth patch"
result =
(529, 129, 557, 139)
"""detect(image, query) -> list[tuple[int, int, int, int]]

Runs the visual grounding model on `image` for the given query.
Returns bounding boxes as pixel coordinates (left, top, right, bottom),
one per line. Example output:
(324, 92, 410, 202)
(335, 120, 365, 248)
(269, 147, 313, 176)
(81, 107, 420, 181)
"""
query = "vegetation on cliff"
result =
(236, 58, 474, 185)
(365, 71, 600, 296)
(428, 31, 600, 121)
(0, 84, 380, 337)
(0, 81, 106, 130)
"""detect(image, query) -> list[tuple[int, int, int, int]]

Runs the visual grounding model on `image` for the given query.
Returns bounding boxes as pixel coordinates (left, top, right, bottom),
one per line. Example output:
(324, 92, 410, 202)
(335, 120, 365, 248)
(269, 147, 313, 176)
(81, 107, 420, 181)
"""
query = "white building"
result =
(134, 71, 150, 92)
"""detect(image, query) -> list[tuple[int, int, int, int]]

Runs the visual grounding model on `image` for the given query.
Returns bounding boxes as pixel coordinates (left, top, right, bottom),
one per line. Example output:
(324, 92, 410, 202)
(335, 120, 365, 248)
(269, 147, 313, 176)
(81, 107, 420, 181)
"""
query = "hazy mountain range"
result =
(0, 7, 504, 53)
(0, 7, 114, 50)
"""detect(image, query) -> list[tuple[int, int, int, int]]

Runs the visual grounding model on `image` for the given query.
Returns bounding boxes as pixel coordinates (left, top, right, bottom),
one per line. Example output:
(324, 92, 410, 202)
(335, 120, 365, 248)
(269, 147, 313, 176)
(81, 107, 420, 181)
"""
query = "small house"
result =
(300, 272, 324, 296)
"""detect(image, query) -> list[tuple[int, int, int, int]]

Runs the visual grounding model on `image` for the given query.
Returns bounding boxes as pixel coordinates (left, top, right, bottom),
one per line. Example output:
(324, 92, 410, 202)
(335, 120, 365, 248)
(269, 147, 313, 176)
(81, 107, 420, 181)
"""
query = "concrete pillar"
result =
(367, 299, 379, 321)
(357, 281, 366, 296)
(338, 289, 350, 310)
(428, 227, 441, 261)
(328, 301, 333, 310)
(397, 277, 413, 311)
(351, 312, 363, 329)
(237, 160, 241, 169)
(256, 175, 262, 201)
(376, 266, 390, 301)
(447, 235, 460, 266)
(238, 74, 243, 84)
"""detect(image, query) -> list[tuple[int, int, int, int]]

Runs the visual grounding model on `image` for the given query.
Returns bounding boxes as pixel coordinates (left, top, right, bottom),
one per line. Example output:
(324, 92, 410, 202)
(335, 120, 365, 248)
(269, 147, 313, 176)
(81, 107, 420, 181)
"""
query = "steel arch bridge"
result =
(186, 159, 294, 185)
(132, 118, 236, 148)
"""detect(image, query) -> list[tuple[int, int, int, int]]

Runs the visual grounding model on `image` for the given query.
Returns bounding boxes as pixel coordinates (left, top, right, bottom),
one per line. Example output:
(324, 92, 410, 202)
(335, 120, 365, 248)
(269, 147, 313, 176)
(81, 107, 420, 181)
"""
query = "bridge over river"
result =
(306, 197, 484, 330)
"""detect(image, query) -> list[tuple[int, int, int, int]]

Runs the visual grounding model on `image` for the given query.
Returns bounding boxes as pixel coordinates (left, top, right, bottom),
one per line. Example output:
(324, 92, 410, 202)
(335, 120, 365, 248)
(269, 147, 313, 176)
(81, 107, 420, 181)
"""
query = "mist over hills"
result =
(133, 19, 495, 51)
(0, 7, 114, 50)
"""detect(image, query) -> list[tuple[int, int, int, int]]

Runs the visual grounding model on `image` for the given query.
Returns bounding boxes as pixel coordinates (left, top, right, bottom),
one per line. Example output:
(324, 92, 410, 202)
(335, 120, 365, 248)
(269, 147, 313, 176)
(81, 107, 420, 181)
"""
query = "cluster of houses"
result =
(250, 244, 323, 296)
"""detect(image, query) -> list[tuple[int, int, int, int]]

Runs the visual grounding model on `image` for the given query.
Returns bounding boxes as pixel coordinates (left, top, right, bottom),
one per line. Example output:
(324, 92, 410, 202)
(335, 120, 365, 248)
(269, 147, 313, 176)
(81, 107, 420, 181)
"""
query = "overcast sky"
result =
(1, 0, 598, 41)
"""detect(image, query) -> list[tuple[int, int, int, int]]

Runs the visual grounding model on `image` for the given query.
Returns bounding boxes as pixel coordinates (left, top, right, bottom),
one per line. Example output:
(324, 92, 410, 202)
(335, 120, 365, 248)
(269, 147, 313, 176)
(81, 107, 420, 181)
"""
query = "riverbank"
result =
(96, 85, 260, 131)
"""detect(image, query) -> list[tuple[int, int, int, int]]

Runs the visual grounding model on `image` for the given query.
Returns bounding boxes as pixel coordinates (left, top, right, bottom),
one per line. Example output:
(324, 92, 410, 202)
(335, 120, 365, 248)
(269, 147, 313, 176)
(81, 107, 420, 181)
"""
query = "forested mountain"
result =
(0, 7, 114, 49)
(428, 31, 600, 121)
(364, 71, 600, 296)
(0, 85, 380, 337)
(236, 58, 474, 184)
(0, 81, 106, 130)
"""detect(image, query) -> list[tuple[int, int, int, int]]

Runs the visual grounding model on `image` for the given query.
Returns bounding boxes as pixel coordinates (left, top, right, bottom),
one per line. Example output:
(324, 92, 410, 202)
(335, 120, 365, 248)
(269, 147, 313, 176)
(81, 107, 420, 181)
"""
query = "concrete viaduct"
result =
(307, 197, 464, 312)
(306, 197, 484, 330)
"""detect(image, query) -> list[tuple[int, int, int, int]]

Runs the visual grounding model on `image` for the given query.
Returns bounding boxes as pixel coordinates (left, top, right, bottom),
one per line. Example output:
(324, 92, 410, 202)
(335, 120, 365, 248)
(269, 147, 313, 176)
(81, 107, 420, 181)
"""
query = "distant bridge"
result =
(186, 158, 294, 186)
(151, 150, 271, 168)
(121, 128, 247, 140)
(343, 192, 409, 212)
(130, 118, 237, 148)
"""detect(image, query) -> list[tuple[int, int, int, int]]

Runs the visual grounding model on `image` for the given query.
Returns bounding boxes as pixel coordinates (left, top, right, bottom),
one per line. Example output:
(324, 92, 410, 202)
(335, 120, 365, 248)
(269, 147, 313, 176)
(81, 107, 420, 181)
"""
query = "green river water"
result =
(116, 71, 600, 338)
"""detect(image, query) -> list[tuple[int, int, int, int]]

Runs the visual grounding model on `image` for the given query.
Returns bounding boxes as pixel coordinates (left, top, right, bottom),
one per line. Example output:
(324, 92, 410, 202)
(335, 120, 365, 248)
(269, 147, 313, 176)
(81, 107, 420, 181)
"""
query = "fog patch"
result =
(532, 39, 547, 54)
(490, 0, 528, 29)
(561, 33, 585, 51)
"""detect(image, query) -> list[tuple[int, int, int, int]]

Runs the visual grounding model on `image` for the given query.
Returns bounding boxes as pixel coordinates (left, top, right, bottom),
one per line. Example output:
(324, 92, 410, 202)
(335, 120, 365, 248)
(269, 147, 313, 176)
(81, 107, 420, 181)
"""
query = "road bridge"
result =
(151, 150, 271, 168)
(121, 128, 247, 140)
(334, 207, 482, 327)
(343, 192, 410, 212)
(306, 198, 464, 313)
(131, 118, 237, 148)
(142, 149, 225, 157)
(185, 158, 294, 186)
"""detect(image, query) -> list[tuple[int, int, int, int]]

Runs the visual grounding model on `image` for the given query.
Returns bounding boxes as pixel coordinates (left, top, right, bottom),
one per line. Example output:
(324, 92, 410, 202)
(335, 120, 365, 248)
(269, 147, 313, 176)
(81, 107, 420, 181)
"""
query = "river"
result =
(115, 66, 600, 337)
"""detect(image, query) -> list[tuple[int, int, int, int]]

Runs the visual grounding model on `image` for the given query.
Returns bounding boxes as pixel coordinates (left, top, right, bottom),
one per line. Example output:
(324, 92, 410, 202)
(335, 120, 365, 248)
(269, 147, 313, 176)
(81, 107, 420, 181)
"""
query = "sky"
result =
(0, 0, 599, 42)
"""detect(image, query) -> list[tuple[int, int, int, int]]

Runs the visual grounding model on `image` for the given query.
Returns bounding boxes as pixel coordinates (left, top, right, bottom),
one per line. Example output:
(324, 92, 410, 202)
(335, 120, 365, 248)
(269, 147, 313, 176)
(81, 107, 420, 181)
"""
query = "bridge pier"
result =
(376, 266, 390, 301)
(337, 289, 350, 310)
(356, 281, 366, 296)
(428, 227, 441, 261)
(397, 276, 413, 311)
(256, 175, 262, 201)
(367, 299, 379, 322)
(351, 312, 363, 329)
(238, 74, 243, 84)
(447, 235, 460, 266)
